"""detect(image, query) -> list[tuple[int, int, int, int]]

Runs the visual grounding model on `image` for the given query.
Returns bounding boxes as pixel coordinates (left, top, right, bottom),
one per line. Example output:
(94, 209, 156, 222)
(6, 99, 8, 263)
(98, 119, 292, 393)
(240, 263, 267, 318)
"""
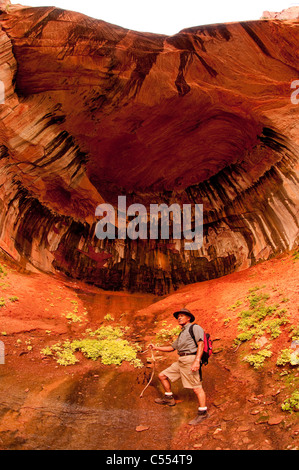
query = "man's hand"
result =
(148, 344, 157, 350)
(191, 360, 200, 372)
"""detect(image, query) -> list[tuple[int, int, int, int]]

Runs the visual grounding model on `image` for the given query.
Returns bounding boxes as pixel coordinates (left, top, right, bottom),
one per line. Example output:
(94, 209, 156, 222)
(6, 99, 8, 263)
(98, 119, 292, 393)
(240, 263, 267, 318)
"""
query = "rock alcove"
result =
(0, 5, 298, 294)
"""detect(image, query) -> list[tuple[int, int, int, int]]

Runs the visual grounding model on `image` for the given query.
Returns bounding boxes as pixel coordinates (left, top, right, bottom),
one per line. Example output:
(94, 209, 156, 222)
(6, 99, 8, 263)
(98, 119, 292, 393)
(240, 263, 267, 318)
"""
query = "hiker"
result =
(149, 308, 208, 425)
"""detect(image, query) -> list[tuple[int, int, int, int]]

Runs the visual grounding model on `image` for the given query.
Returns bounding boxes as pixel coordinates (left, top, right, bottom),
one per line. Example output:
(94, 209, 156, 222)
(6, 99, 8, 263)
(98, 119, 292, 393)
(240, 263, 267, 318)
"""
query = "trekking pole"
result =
(139, 348, 156, 398)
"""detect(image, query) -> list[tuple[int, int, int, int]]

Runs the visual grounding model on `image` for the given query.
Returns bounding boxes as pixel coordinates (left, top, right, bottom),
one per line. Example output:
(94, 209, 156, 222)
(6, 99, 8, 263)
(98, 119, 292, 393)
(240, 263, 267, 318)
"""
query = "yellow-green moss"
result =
(41, 325, 142, 368)
(243, 348, 272, 369)
(277, 349, 299, 366)
(281, 391, 299, 412)
(155, 325, 181, 345)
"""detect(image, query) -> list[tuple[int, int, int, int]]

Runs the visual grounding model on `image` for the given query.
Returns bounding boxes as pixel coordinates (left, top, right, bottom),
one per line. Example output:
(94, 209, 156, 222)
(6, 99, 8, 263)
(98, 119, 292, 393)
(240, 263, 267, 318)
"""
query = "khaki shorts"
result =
(161, 355, 202, 389)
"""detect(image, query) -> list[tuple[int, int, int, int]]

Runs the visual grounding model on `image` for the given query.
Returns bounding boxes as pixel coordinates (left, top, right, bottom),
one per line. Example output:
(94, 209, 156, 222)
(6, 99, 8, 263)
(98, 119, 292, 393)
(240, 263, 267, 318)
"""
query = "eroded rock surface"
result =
(0, 6, 298, 293)
(262, 7, 299, 20)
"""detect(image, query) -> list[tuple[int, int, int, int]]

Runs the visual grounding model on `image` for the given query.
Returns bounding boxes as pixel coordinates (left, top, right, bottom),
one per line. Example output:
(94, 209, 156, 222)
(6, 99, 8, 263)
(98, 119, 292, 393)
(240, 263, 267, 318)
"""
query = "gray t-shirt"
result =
(172, 323, 204, 354)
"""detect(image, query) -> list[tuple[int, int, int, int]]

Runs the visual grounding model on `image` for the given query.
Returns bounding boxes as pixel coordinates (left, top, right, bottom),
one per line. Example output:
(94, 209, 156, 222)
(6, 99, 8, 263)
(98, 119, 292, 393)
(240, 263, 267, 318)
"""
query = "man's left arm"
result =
(191, 341, 204, 372)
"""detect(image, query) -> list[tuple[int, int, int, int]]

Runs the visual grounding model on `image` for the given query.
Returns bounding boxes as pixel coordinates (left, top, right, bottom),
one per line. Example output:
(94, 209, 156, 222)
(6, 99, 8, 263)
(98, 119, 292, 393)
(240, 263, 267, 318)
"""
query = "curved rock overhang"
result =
(0, 6, 298, 294)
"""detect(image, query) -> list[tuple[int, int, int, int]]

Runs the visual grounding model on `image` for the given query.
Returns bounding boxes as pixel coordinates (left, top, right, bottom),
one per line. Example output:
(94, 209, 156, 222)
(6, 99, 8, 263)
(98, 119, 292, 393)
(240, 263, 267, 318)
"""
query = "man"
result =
(150, 308, 208, 425)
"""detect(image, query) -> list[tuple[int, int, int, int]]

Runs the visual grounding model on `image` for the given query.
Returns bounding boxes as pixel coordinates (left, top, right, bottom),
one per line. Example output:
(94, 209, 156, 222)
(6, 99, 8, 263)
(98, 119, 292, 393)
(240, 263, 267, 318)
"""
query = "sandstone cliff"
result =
(262, 6, 299, 20)
(0, 5, 298, 294)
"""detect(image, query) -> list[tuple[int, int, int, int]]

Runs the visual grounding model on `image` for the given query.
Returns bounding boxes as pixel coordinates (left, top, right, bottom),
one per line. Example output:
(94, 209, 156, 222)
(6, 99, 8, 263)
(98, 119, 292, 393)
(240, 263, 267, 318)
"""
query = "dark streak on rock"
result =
(194, 52, 218, 77)
(240, 22, 272, 57)
(24, 8, 64, 39)
(175, 51, 192, 96)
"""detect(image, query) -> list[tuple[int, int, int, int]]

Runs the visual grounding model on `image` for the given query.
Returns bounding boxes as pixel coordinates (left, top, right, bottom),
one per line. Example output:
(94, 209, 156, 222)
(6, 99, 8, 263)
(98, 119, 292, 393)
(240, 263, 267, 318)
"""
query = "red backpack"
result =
(189, 324, 213, 366)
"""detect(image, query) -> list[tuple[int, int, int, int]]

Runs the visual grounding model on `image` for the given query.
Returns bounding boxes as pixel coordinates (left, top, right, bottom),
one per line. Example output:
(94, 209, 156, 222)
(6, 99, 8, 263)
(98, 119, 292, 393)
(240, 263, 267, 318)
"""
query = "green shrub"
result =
(281, 391, 299, 412)
(0, 265, 7, 278)
(64, 311, 83, 323)
(156, 325, 181, 344)
(289, 326, 299, 341)
(62, 298, 87, 324)
(243, 348, 272, 369)
(247, 292, 270, 309)
(292, 248, 299, 261)
(227, 300, 242, 311)
(90, 325, 124, 339)
(236, 331, 255, 343)
(41, 346, 53, 356)
(234, 288, 289, 349)
(56, 348, 79, 366)
(277, 349, 292, 366)
(248, 285, 266, 293)
(104, 314, 114, 321)
(40, 325, 142, 368)
(277, 348, 299, 366)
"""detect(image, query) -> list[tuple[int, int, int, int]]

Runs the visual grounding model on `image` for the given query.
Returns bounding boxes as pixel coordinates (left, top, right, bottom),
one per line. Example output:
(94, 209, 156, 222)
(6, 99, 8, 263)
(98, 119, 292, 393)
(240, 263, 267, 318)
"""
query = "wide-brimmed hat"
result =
(173, 308, 195, 323)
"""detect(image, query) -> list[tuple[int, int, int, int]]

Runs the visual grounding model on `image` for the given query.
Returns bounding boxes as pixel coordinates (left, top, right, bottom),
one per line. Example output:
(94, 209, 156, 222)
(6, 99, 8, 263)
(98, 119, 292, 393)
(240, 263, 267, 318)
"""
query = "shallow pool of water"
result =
(76, 289, 160, 323)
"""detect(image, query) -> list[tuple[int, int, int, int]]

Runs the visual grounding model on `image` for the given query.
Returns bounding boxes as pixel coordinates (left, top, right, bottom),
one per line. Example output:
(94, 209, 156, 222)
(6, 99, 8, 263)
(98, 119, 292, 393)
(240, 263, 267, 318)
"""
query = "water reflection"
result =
(75, 289, 159, 323)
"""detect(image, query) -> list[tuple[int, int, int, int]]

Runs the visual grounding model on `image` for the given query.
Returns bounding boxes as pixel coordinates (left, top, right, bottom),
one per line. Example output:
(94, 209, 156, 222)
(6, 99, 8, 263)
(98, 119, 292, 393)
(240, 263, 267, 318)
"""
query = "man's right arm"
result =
(149, 345, 175, 352)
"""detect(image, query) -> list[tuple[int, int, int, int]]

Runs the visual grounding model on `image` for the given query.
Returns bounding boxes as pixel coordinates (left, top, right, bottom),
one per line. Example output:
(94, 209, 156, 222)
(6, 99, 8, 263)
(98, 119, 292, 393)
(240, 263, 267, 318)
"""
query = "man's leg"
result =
(158, 372, 172, 393)
(154, 363, 180, 406)
(193, 384, 206, 407)
(179, 356, 208, 423)
(188, 385, 208, 425)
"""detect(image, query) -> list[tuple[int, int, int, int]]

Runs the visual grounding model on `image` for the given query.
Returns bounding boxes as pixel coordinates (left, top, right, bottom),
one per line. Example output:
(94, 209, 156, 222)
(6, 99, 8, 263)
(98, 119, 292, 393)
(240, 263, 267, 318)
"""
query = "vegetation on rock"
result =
(41, 325, 142, 367)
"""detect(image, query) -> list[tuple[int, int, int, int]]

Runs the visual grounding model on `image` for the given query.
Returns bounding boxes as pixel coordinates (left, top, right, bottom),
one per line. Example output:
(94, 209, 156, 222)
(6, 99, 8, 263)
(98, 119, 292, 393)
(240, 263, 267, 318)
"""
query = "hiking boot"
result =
(154, 395, 176, 406)
(188, 410, 209, 425)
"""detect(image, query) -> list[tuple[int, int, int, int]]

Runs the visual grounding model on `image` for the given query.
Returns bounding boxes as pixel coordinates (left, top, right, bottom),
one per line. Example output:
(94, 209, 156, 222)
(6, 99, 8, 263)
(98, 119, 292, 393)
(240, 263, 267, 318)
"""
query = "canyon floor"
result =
(0, 248, 298, 450)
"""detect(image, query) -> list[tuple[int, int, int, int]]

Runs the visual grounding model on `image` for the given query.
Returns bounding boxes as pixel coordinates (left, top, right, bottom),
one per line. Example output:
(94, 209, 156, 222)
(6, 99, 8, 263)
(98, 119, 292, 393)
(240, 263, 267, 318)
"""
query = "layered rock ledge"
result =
(0, 5, 298, 294)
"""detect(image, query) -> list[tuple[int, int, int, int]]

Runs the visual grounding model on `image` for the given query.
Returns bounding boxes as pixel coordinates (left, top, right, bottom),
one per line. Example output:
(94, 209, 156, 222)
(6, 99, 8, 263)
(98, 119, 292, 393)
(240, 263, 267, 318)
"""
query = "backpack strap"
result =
(190, 324, 204, 380)
(189, 324, 198, 348)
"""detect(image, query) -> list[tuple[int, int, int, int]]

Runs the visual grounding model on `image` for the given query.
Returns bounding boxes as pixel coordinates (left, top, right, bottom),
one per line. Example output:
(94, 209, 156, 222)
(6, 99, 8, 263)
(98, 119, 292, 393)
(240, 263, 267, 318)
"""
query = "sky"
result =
(11, 0, 299, 34)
